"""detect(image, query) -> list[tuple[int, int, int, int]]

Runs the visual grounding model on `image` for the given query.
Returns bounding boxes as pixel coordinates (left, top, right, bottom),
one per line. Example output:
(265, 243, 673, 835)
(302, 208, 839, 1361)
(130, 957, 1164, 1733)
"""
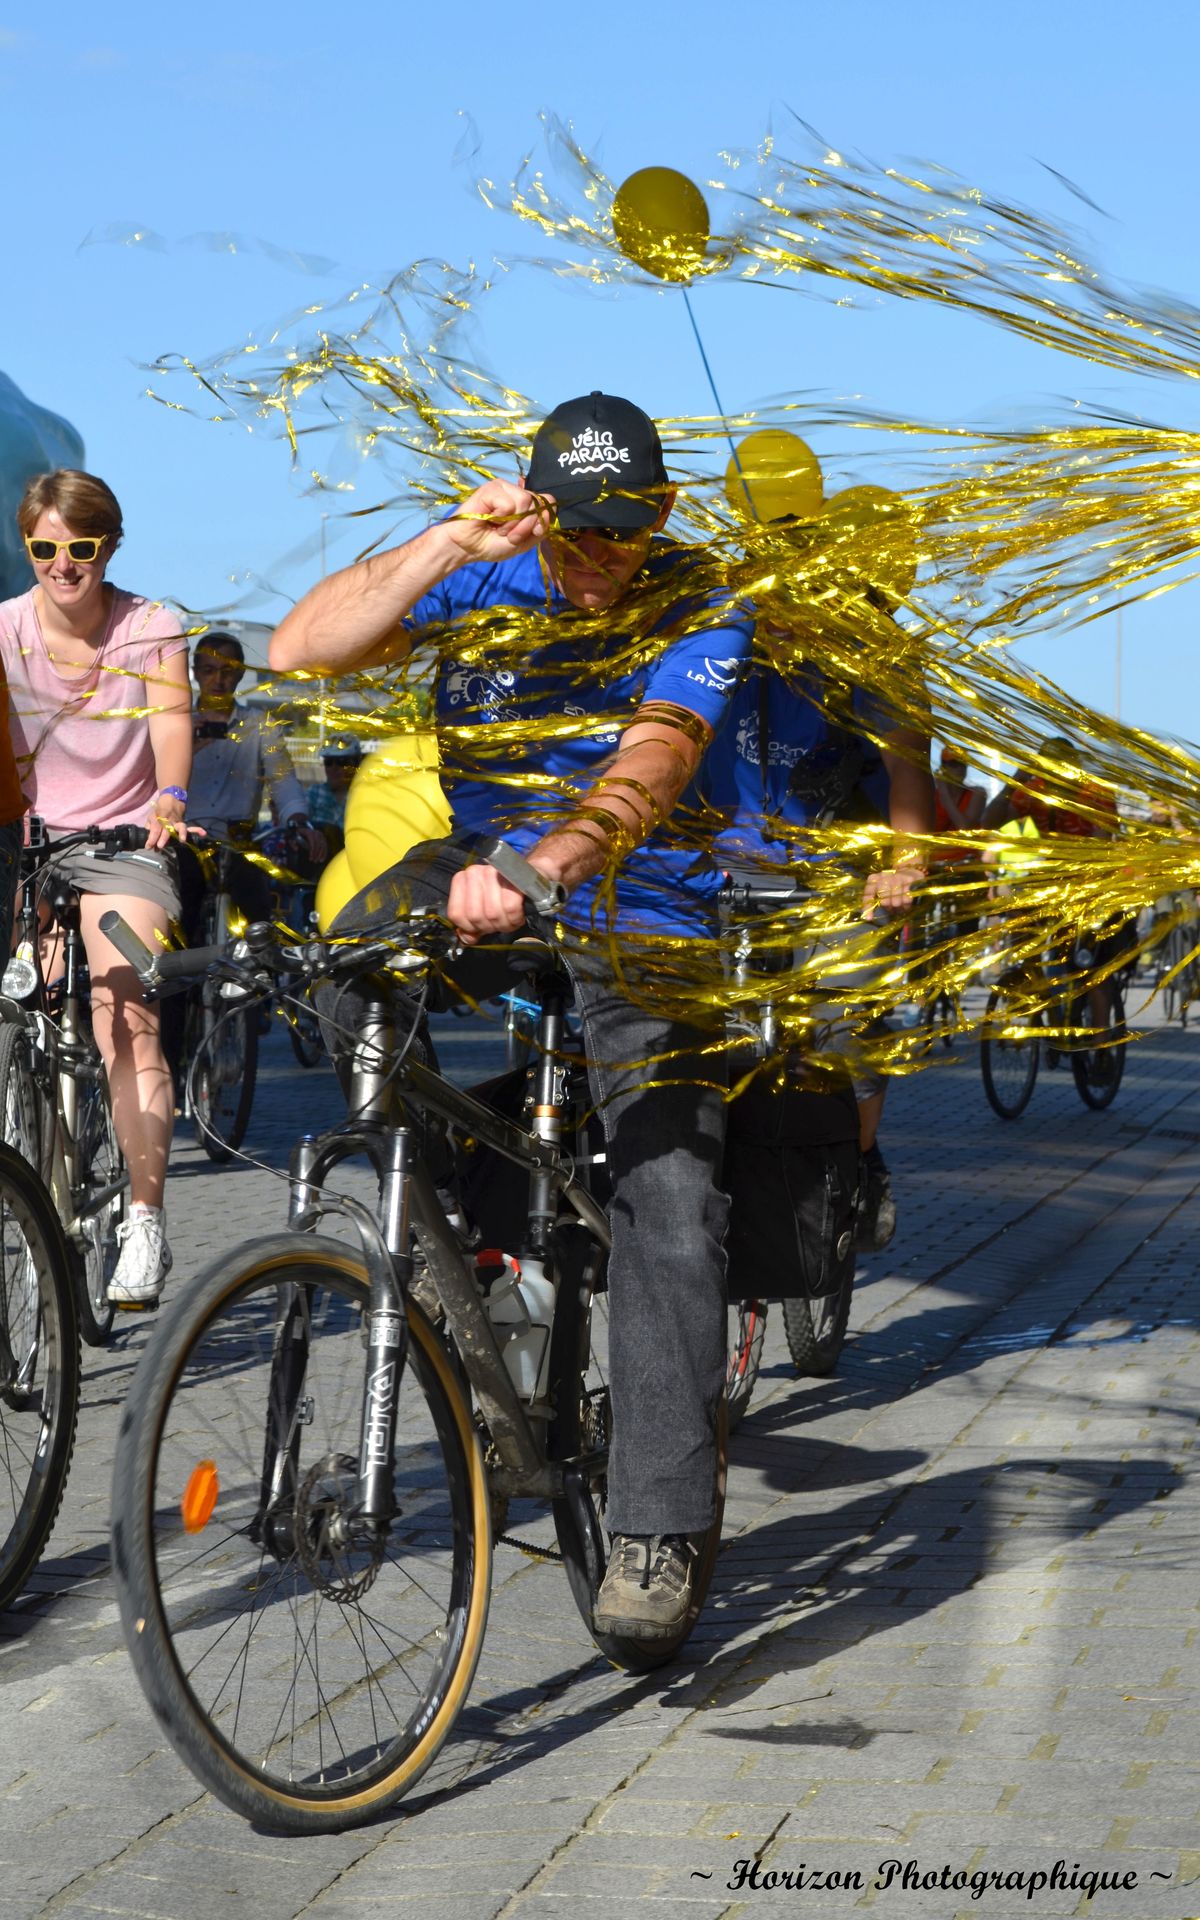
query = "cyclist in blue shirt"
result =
(700, 658, 933, 1249)
(271, 392, 751, 1646)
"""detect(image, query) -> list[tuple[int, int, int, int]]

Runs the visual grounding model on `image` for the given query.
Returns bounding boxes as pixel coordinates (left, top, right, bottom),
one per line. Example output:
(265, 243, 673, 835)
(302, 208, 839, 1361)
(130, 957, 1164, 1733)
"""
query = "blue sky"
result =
(3, 0, 1196, 744)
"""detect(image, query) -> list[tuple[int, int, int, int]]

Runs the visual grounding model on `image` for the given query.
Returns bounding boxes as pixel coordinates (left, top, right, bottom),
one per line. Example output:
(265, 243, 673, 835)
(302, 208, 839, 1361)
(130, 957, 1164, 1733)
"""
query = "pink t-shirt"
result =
(0, 587, 186, 830)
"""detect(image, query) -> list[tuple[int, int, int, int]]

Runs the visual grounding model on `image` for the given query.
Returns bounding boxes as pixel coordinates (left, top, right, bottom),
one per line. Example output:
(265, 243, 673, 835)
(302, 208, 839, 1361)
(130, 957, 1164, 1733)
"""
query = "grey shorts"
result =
(39, 842, 180, 921)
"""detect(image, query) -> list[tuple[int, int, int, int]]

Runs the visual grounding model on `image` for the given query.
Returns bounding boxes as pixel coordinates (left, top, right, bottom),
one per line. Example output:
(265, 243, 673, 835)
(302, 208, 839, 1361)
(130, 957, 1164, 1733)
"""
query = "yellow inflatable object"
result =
(820, 484, 919, 603)
(612, 167, 710, 282)
(314, 730, 452, 932)
(724, 428, 823, 524)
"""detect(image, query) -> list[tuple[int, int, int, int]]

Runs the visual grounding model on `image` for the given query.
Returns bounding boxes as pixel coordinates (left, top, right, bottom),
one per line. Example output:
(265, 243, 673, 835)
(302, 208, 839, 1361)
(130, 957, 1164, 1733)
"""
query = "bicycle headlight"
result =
(1, 956, 38, 1001)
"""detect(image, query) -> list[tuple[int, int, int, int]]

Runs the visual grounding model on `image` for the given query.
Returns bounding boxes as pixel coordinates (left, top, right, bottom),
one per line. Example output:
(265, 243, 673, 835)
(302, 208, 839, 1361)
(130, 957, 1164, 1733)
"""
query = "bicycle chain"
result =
(495, 1531, 564, 1563)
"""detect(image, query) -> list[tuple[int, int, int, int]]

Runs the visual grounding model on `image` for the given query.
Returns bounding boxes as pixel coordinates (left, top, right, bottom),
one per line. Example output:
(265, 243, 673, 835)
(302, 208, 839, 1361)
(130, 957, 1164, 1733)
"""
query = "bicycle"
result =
(980, 940, 1128, 1120)
(720, 878, 860, 1430)
(0, 820, 141, 1344)
(0, 1139, 80, 1610)
(176, 837, 261, 1159)
(104, 852, 726, 1832)
(1154, 894, 1200, 1028)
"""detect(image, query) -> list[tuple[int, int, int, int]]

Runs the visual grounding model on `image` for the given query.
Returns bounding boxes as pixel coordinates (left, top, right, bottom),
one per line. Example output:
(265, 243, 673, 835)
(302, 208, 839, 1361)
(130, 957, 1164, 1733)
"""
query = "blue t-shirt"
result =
(698, 668, 890, 868)
(407, 543, 752, 932)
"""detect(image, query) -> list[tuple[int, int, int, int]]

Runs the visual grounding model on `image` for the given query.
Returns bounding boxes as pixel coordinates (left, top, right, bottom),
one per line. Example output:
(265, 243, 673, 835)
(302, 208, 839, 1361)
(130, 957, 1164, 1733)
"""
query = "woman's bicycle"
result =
(0, 1140, 79, 1610)
(980, 941, 1128, 1120)
(103, 857, 726, 1833)
(0, 820, 140, 1344)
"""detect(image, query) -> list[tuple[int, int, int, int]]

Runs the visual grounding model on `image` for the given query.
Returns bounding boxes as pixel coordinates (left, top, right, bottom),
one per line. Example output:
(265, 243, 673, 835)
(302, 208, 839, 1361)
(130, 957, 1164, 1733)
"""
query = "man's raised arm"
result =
(268, 481, 555, 675)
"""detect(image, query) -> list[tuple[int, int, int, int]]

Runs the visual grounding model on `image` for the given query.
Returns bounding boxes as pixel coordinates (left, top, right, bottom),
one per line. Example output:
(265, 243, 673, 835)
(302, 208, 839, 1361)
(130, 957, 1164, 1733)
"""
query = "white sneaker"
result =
(108, 1207, 173, 1308)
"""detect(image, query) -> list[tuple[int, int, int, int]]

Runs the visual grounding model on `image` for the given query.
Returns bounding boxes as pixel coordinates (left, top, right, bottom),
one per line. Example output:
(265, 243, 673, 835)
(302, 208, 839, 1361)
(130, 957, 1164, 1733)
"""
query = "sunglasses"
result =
(25, 534, 107, 565)
(552, 524, 648, 546)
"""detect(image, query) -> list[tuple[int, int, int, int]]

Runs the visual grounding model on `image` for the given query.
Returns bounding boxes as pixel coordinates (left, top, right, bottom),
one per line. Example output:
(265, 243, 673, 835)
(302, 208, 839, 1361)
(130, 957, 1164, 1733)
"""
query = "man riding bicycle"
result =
(269, 391, 752, 1645)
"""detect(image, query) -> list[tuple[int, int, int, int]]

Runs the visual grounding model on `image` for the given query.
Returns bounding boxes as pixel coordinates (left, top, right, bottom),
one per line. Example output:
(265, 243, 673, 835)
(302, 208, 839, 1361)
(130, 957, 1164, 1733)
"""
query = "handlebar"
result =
(26, 821, 149, 866)
(101, 839, 575, 999)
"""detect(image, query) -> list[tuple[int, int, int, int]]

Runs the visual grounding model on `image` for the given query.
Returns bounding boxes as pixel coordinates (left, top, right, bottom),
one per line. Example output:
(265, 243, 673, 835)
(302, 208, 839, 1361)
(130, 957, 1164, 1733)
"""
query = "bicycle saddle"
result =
(506, 937, 574, 998)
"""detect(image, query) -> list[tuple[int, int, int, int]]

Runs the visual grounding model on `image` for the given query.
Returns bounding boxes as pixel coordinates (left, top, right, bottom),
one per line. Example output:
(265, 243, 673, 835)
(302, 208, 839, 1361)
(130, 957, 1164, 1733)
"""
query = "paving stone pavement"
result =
(3, 980, 1200, 1919)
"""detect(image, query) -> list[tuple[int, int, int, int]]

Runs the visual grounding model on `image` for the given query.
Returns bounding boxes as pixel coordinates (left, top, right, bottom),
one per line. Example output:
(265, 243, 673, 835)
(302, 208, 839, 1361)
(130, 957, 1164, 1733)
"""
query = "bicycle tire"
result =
(781, 1277, 853, 1378)
(725, 1299, 767, 1432)
(0, 1140, 80, 1610)
(0, 1019, 52, 1184)
(286, 1003, 324, 1070)
(980, 983, 1040, 1120)
(547, 1230, 726, 1673)
(192, 997, 258, 1162)
(111, 1234, 491, 1833)
(69, 1069, 123, 1348)
(1071, 987, 1128, 1111)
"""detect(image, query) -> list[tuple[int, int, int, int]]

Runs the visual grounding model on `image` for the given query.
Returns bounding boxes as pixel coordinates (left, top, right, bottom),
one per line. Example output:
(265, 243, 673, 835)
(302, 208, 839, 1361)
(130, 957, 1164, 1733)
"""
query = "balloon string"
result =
(681, 287, 759, 518)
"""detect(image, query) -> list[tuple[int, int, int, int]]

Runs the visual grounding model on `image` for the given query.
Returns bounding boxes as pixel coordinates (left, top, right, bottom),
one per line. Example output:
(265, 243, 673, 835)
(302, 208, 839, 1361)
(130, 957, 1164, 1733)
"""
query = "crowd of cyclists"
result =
(0, 416, 1193, 1660)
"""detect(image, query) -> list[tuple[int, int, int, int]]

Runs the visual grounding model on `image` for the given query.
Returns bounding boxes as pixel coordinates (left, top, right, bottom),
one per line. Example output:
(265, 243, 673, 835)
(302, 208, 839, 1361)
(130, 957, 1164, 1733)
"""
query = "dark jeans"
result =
(326, 837, 730, 1535)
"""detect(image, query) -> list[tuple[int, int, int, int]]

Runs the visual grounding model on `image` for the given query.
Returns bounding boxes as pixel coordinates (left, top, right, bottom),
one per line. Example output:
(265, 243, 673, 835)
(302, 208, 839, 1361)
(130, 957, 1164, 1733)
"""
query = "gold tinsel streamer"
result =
(127, 229, 1200, 1073)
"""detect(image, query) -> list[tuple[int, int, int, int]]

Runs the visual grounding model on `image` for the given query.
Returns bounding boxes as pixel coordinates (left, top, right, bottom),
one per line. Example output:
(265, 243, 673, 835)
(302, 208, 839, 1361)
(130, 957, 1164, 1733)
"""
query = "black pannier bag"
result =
(723, 1072, 861, 1306)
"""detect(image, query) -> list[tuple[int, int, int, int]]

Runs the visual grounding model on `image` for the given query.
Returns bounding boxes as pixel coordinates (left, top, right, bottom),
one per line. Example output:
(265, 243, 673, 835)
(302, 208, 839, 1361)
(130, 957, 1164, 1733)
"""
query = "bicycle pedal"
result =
(112, 1295, 161, 1314)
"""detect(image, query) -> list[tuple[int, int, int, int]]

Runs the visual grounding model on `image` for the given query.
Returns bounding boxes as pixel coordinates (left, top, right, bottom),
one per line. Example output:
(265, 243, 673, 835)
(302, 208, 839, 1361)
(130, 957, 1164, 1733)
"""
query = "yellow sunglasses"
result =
(25, 534, 107, 565)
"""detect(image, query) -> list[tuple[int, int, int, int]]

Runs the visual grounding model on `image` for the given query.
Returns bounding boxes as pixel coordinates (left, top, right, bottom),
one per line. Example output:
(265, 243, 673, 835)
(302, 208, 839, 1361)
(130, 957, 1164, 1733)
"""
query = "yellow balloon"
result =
(314, 849, 356, 931)
(820, 485, 919, 603)
(612, 167, 710, 282)
(724, 429, 823, 524)
(315, 730, 452, 933)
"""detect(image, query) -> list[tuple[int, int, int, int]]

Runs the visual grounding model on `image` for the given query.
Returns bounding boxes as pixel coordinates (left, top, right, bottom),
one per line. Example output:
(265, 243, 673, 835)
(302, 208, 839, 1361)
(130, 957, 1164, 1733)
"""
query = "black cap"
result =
(526, 391, 668, 529)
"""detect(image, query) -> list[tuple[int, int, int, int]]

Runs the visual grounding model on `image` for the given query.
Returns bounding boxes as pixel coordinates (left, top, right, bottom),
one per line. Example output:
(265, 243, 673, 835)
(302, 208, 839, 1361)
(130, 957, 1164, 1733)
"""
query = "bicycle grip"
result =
(98, 910, 158, 979)
(474, 836, 567, 915)
(154, 943, 229, 979)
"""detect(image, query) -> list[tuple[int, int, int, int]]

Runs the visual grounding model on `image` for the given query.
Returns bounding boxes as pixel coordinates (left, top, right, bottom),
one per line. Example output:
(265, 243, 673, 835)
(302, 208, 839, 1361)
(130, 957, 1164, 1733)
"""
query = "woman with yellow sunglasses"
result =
(0, 468, 193, 1307)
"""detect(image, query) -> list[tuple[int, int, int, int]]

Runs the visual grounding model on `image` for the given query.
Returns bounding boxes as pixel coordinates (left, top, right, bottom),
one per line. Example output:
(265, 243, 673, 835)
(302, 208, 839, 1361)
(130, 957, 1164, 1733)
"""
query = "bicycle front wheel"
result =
(0, 1019, 52, 1183)
(192, 996, 258, 1162)
(980, 984, 1040, 1120)
(0, 1141, 79, 1610)
(548, 1231, 726, 1673)
(112, 1234, 491, 1833)
(1071, 987, 1128, 1111)
(285, 998, 325, 1070)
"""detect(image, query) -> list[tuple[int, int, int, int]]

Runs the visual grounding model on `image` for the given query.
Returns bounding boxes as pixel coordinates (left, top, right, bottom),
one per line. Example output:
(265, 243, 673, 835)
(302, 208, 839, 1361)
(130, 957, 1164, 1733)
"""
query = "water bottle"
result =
(474, 1251, 556, 1402)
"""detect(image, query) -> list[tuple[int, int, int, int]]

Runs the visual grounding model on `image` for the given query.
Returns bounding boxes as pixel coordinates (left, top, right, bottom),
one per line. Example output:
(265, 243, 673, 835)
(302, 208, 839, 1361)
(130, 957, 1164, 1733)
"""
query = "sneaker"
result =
(593, 1533, 694, 1640)
(108, 1207, 173, 1308)
(856, 1149, 897, 1253)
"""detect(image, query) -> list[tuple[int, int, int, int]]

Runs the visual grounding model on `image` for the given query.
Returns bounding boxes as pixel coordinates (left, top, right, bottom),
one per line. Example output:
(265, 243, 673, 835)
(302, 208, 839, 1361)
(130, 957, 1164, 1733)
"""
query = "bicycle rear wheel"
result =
(547, 1230, 726, 1672)
(1071, 987, 1128, 1110)
(725, 1299, 766, 1432)
(191, 995, 258, 1162)
(0, 1141, 79, 1610)
(782, 1269, 855, 1378)
(111, 1234, 491, 1833)
(981, 984, 1040, 1120)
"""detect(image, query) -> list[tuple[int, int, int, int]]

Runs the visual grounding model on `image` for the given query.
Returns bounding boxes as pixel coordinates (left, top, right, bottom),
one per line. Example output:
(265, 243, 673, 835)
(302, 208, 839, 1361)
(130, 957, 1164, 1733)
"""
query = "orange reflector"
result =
(182, 1461, 219, 1534)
